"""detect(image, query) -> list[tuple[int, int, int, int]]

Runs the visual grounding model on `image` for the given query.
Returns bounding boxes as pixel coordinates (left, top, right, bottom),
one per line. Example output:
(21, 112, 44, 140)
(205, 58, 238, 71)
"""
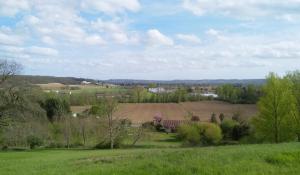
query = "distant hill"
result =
(102, 79, 266, 86)
(13, 75, 265, 86)
(13, 75, 96, 85)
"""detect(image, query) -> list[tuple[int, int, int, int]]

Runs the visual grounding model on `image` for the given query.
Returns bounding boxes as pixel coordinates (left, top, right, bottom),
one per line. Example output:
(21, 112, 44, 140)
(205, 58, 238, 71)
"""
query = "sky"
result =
(0, 0, 300, 80)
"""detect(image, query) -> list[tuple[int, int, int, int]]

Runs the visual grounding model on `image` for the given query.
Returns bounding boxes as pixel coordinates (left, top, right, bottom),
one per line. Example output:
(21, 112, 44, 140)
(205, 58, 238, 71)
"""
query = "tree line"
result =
(178, 71, 300, 145)
(216, 84, 261, 104)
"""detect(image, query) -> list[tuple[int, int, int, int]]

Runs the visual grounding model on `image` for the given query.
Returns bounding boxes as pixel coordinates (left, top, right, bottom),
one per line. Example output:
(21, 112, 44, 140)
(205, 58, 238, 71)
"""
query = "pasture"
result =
(1, 142, 300, 175)
(36, 83, 128, 94)
(71, 101, 258, 123)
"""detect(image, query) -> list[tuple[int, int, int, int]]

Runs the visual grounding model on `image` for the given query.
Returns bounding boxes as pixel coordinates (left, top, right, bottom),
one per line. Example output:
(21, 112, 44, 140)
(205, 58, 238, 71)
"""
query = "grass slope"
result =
(1, 143, 300, 175)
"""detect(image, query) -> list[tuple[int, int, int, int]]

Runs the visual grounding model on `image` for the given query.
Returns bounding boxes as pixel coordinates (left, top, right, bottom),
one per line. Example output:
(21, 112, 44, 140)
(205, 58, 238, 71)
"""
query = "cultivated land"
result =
(1, 142, 300, 175)
(71, 101, 258, 123)
(37, 83, 127, 94)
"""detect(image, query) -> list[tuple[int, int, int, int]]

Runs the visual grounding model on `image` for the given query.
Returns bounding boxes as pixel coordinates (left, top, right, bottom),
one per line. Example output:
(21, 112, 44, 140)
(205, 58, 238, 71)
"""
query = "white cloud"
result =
(205, 29, 228, 41)
(91, 18, 124, 33)
(81, 0, 141, 14)
(206, 29, 219, 36)
(0, 31, 23, 45)
(0, 0, 30, 16)
(147, 29, 174, 46)
(182, 0, 300, 21)
(91, 18, 139, 44)
(0, 45, 25, 54)
(85, 35, 106, 45)
(27, 46, 58, 56)
(112, 33, 129, 44)
(1, 0, 299, 79)
(176, 34, 201, 44)
(42, 36, 55, 45)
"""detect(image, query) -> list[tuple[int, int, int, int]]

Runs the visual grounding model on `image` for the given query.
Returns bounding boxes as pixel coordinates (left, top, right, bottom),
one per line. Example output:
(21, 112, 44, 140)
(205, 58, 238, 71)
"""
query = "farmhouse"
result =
(162, 120, 187, 132)
(153, 114, 188, 132)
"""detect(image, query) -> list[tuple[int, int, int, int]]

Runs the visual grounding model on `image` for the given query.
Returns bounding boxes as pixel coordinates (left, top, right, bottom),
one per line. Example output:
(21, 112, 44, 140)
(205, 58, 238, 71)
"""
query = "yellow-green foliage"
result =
(178, 123, 222, 145)
(252, 73, 297, 143)
(199, 123, 222, 145)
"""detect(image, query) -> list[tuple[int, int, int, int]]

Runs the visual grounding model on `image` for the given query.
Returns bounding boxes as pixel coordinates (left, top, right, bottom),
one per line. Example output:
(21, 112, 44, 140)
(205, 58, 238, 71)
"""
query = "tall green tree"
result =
(173, 88, 187, 103)
(131, 86, 147, 103)
(285, 70, 300, 141)
(40, 97, 70, 123)
(252, 73, 296, 143)
(92, 98, 124, 149)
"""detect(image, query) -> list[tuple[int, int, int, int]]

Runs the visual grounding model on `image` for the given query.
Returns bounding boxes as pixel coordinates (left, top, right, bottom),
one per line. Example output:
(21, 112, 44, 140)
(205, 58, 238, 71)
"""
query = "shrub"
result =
(210, 113, 218, 124)
(219, 113, 225, 122)
(142, 121, 155, 131)
(178, 123, 222, 146)
(155, 123, 165, 132)
(220, 119, 239, 139)
(1, 145, 8, 150)
(26, 135, 43, 149)
(232, 122, 250, 141)
(198, 123, 222, 145)
(95, 138, 122, 149)
(232, 113, 242, 123)
(177, 124, 200, 145)
(46, 142, 64, 148)
(191, 116, 200, 122)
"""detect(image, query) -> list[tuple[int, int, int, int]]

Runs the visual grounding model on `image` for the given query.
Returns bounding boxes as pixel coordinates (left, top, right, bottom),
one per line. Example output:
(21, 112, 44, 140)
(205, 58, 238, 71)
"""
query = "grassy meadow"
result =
(1, 142, 300, 175)
(37, 83, 128, 94)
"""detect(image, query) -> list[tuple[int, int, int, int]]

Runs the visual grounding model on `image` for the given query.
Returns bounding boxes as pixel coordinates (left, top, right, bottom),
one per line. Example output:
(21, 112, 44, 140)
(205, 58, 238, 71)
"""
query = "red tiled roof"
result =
(162, 120, 187, 129)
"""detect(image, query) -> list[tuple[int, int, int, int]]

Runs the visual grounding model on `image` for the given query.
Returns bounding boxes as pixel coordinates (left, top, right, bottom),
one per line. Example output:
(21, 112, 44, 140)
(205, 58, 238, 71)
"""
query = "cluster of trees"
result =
(0, 60, 134, 150)
(68, 92, 98, 106)
(178, 112, 251, 146)
(178, 123, 222, 146)
(127, 86, 212, 103)
(216, 84, 261, 104)
(180, 71, 300, 145)
(1, 94, 132, 149)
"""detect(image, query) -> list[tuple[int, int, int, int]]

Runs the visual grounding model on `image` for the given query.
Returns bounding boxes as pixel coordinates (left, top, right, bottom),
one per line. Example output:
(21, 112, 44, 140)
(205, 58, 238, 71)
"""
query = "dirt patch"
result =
(71, 101, 257, 124)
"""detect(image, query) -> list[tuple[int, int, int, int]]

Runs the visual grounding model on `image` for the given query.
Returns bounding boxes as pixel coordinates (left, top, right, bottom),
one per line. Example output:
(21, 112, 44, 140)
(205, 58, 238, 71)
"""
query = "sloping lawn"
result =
(1, 143, 300, 175)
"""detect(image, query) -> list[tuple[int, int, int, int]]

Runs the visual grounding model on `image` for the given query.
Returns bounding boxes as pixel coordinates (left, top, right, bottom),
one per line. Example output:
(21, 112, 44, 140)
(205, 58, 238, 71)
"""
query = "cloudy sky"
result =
(0, 0, 300, 80)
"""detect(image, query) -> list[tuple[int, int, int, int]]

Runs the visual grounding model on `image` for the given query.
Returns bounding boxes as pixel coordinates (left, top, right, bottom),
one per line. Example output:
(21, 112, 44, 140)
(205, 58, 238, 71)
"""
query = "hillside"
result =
(103, 79, 266, 85)
(13, 75, 265, 86)
(13, 75, 96, 85)
(1, 142, 299, 175)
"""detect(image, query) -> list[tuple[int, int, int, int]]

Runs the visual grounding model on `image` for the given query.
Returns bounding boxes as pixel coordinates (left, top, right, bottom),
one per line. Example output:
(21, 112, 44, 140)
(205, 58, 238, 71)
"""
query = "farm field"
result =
(71, 101, 258, 123)
(36, 83, 128, 94)
(1, 142, 300, 175)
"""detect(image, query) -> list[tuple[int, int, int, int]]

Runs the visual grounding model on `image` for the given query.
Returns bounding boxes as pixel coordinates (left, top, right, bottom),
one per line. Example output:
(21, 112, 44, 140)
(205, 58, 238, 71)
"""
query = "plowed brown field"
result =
(71, 101, 257, 123)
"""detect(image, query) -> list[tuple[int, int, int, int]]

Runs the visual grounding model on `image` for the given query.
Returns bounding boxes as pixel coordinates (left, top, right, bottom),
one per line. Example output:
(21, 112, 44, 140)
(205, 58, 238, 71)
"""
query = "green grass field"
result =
(1, 142, 300, 175)
(67, 86, 128, 94)
(38, 83, 129, 95)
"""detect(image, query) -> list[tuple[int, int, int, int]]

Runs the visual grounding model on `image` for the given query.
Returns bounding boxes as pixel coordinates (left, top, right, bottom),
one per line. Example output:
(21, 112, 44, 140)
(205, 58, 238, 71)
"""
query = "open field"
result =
(71, 101, 257, 123)
(36, 83, 128, 94)
(37, 83, 67, 90)
(1, 142, 300, 175)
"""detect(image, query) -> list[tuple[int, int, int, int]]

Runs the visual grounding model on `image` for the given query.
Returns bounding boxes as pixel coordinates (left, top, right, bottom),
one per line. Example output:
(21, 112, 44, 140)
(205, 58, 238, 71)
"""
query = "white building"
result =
(81, 81, 91, 85)
(148, 87, 166, 93)
(201, 93, 218, 98)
